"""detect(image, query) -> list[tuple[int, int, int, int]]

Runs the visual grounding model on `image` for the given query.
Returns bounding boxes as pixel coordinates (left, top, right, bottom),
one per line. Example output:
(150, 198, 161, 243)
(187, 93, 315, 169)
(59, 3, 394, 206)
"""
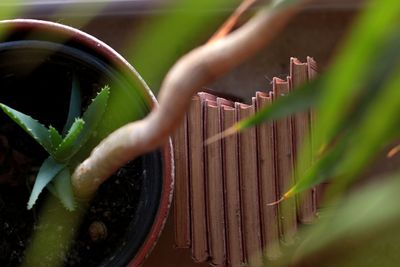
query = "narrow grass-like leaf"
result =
(52, 168, 76, 211)
(283, 134, 349, 200)
(314, 27, 400, 150)
(285, 61, 400, 200)
(53, 118, 85, 162)
(329, 64, 400, 191)
(208, 76, 323, 144)
(27, 157, 65, 209)
(62, 75, 81, 135)
(0, 104, 53, 154)
(48, 126, 62, 149)
(283, 27, 400, 199)
(314, 0, 400, 150)
(238, 76, 322, 131)
(271, 174, 400, 267)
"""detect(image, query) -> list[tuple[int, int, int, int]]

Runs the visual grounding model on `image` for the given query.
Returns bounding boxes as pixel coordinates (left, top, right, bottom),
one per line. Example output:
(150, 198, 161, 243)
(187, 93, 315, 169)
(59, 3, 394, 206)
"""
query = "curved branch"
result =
(72, 2, 304, 199)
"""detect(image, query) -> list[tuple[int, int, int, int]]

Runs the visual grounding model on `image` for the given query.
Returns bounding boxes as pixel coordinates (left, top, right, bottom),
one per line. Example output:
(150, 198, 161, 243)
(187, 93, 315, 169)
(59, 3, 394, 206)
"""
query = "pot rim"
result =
(0, 18, 174, 267)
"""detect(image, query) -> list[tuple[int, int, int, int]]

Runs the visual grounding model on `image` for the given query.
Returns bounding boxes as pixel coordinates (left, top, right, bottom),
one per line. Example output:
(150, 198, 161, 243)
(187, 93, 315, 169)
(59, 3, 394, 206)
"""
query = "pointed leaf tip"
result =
(283, 187, 295, 199)
(0, 103, 54, 154)
(53, 168, 76, 211)
(49, 126, 63, 149)
(53, 118, 85, 162)
(205, 125, 238, 145)
(267, 196, 285, 206)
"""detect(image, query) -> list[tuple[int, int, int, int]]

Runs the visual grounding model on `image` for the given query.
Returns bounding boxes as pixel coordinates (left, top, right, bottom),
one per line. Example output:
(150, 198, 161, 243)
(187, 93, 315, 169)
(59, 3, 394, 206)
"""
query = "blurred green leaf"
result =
(314, 0, 400, 149)
(285, 28, 400, 198)
(236, 76, 323, 131)
(272, 174, 400, 267)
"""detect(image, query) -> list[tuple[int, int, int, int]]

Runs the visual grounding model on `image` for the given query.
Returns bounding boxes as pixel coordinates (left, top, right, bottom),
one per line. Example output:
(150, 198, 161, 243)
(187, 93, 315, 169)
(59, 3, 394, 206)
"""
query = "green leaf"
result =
(62, 75, 81, 135)
(314, 0, 400, 150)
(53, 118, 85, 162)
(52, 168, 76, 211)
(27, 157, 65, 210)
(0, 104, 54, 154)
(284, 26, 400, 199)
(315, 27, 400, 149)
(272, 174, 400, 267)
(284, 133, 350, 199)
(82, 86, 110, 126)
(236, 76, 323, 132)
(74, 85, 109, 147)
(48, 126, 63, 149)
(331, 64, 400, 190)
(54, 86, 109, 162)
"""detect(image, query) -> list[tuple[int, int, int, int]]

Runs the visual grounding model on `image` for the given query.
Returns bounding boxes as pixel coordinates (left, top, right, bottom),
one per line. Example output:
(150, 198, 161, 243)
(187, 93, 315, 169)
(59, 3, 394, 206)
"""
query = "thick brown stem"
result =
(72, 1, 304, 199)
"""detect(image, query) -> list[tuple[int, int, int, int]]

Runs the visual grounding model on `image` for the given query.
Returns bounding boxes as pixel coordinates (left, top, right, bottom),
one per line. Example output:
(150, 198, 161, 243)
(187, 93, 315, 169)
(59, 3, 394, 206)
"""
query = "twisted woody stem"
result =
(71, 1, 305, 199)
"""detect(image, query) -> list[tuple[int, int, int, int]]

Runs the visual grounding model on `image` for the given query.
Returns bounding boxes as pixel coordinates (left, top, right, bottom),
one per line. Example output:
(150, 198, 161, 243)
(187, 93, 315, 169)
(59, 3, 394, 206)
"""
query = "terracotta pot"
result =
(0, 19, 174, 267)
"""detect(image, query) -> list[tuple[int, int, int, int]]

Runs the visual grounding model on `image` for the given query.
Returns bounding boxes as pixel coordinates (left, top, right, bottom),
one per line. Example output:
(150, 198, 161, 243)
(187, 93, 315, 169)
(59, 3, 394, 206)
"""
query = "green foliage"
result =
(230, 0, 400, 265)
(49, 126, 63, 149)
(233, 0, 400, 198)
(270, 174, 400, 267)
(53, 118, 85, 162)
(0, 104, 55, 154)
(235, 76, 323, 131)
(53, 168, 75, 211)
(27, 157, 65, 210)
(0, 80, 110, 210)
(62, 75, 81, 135)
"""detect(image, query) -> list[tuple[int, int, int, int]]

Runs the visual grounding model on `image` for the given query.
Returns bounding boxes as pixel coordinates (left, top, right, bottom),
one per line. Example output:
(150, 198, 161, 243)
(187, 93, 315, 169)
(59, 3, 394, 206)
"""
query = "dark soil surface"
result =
(64, 160, 143, 267)
(0, 126, 144, 267)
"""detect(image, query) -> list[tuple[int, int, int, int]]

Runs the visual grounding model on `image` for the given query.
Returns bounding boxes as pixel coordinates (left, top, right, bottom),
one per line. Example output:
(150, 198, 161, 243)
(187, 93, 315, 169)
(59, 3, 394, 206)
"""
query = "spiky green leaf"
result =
(48, 126, 63, 149)
(53, 118, 85, 162)
(82, 86, 110, 129)
(27, 157, 65, 209)
(67, 86, 110, 154)
(0, 104, 54, 154)
(52, 168, 76, 211)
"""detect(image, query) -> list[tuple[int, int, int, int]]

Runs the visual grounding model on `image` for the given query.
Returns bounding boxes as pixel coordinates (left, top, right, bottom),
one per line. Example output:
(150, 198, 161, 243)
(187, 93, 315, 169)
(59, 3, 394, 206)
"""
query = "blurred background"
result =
(2, 1, 384, 267)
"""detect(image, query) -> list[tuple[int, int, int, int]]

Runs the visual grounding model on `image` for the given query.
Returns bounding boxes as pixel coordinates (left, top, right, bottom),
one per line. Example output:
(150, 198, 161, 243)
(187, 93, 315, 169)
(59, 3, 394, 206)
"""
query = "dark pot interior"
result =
(0, 39, 163, 267)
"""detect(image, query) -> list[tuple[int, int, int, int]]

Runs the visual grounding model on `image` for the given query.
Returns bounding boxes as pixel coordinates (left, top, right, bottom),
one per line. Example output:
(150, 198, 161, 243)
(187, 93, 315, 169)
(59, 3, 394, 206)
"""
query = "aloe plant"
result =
(0, 77, 109, 211)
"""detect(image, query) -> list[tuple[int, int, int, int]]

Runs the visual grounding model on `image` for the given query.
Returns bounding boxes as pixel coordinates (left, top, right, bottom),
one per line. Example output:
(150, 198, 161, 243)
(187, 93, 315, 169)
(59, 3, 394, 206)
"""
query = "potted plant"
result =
(0, 19, 173, 267)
